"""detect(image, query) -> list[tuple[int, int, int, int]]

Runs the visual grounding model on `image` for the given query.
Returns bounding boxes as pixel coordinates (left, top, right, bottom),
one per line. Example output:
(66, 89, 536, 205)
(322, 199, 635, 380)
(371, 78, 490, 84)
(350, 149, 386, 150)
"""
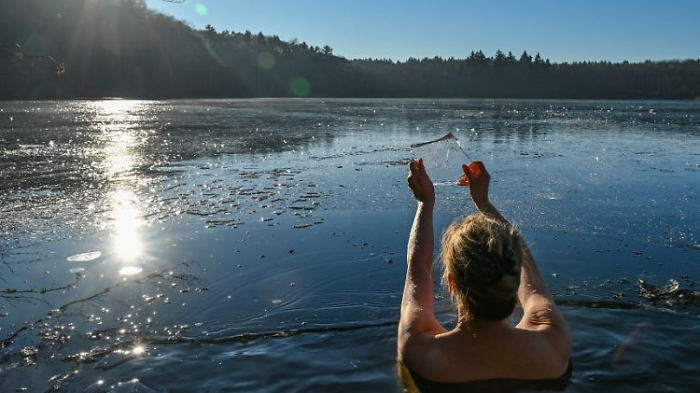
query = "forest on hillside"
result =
(1, 0, 699, 100)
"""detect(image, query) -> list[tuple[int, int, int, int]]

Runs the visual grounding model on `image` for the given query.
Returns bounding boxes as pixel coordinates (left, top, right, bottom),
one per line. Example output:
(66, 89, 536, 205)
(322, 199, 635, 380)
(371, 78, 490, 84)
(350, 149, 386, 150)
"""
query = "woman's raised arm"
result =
(398, 159, 445, 356)
(461, 162, 571, 354)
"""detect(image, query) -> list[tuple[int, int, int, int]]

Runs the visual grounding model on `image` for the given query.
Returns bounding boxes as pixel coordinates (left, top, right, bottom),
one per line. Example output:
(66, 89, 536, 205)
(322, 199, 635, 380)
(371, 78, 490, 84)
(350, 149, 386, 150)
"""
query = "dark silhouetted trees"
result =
(1, 0, 699, 100)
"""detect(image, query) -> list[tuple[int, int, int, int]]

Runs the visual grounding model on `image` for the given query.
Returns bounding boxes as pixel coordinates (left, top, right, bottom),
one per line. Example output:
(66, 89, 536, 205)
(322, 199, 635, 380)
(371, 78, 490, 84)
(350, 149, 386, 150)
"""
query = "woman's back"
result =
(402, 322, 570, 383)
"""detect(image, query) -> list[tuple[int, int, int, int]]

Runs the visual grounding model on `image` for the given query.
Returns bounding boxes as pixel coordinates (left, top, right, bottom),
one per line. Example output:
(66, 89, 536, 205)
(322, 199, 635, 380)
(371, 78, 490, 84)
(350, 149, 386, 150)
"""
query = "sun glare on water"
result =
(132, 345, 146, 356)
(93, 100, 150, 273)
(100, 99, 139, 114)
(111, 190, 144, 261)
(95, 100, 144, 177)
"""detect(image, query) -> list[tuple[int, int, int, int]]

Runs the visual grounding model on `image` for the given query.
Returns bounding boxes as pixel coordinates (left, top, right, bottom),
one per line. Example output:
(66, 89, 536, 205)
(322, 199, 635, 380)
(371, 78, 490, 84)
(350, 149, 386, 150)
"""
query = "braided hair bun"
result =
(441, 213, 524, 321)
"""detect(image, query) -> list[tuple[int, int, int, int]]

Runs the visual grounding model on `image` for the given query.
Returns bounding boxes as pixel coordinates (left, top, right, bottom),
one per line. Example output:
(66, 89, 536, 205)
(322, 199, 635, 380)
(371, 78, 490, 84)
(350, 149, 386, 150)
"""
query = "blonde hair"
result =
(441, 213, 523, 322)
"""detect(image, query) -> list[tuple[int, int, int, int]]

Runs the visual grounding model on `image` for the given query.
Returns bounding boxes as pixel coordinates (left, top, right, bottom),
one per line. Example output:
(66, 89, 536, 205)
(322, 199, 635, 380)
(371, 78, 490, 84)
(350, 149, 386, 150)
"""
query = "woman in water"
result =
(398, 159, 572, 392)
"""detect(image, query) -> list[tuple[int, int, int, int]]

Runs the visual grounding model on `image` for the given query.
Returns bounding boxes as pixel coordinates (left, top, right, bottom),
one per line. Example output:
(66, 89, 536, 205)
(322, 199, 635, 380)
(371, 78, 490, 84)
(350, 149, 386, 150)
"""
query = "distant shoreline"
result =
(2, 96, 699, 103)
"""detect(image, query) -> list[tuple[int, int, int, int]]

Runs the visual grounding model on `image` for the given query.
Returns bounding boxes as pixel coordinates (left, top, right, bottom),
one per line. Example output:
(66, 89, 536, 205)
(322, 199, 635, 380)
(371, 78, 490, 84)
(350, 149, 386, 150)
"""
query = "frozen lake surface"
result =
(1, 99, 699, 391)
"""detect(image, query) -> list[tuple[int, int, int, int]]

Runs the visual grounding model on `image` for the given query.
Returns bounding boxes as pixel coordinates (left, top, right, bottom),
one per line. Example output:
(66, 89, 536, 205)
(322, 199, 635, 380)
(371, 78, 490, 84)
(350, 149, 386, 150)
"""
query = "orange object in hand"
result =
(459, 162, 482, 186)
(468, 162, 481, 178)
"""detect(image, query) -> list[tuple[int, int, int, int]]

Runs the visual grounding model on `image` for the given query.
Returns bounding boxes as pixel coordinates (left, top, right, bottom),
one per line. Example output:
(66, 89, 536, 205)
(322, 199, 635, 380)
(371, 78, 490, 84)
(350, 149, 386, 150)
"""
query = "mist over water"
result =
(1, 99, 699, 391)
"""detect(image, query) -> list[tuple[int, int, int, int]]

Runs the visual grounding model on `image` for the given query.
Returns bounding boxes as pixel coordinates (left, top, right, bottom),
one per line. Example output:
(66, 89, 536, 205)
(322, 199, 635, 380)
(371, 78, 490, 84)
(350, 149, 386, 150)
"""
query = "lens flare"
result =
(289, 77, 311, 97)
(257, 52, 276, 70)
(194, 3, 208, 16)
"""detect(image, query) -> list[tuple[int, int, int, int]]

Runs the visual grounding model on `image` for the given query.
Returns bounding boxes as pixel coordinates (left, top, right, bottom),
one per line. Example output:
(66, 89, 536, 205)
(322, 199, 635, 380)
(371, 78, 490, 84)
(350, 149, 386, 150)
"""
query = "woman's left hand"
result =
(407, 158, 435, 205)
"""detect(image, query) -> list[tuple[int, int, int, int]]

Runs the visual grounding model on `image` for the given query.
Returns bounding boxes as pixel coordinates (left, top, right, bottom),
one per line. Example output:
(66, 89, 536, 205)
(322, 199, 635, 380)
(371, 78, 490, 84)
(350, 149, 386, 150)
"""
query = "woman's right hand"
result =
(459, 161, 491, 209)
(407, 158, 435, 206)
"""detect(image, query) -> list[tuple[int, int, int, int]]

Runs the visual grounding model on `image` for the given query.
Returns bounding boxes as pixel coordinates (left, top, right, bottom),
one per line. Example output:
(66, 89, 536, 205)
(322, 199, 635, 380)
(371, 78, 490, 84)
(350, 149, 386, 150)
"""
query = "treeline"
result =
(1, 0, 699, 100)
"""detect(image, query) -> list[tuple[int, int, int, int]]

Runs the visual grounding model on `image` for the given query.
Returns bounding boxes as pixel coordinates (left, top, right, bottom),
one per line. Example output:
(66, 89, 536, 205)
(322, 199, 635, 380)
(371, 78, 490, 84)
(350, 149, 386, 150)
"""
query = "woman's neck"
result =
(456, 313, 510, 335)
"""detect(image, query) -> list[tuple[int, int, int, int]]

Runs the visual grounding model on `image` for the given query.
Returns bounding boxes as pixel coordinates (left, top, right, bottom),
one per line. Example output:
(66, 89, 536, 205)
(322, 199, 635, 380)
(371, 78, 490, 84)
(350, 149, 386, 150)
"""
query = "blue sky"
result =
(145, 0, 700, 63)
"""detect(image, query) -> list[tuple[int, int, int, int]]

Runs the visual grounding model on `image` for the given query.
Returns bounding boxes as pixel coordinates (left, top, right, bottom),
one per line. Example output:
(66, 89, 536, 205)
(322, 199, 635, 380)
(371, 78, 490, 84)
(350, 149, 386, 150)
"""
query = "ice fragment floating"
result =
(67, 251, 102, 262)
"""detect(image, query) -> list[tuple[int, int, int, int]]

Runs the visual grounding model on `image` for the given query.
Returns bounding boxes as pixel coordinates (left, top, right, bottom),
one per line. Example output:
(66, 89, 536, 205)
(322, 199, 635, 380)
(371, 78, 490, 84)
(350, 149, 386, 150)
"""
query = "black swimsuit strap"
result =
(408, 361, 572, 393)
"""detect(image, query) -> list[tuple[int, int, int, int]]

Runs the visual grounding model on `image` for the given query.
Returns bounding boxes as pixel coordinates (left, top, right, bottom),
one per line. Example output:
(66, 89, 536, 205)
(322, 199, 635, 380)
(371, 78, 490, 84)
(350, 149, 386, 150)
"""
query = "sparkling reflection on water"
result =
(0, 99, 699, 391)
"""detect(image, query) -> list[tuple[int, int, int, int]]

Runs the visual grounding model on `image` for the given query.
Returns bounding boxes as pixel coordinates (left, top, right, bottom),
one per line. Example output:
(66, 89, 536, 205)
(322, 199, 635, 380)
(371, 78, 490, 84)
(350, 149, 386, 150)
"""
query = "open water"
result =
(0, 99, 699, 392)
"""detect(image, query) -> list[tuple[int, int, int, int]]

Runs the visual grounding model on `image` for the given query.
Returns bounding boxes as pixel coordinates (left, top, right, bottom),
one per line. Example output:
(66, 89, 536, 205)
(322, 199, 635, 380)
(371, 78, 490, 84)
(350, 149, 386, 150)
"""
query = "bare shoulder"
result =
(516, 301, 572, 362)
(398, 330, 450, 378)
(398, 329, 439, 363)
(506, 326, 571, 377)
